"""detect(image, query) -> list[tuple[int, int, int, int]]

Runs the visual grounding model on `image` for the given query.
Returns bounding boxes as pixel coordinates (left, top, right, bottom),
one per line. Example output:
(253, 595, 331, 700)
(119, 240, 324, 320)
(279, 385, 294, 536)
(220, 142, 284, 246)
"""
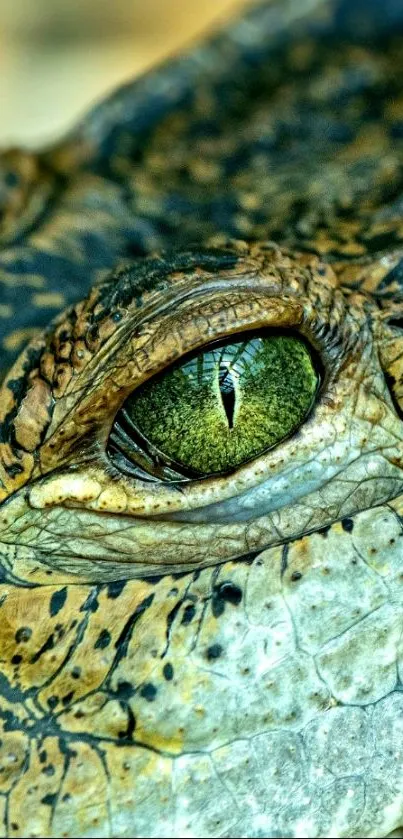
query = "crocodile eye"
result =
(109, 331, 320, 481)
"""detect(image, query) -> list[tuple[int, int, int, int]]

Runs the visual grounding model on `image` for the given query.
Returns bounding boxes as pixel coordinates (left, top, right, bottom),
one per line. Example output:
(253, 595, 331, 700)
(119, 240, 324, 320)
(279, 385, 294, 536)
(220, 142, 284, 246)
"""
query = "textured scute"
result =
(0, 504, 402, 836)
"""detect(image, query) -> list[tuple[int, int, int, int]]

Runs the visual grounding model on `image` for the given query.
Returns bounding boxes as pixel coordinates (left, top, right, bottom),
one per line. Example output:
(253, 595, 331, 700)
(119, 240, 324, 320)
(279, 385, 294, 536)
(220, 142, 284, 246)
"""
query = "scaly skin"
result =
(1, 1, 403, 836)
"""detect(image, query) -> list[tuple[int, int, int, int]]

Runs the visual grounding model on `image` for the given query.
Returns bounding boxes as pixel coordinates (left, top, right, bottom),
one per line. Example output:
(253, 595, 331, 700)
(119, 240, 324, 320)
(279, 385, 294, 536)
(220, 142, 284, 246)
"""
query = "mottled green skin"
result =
(127, 334, 317, 474)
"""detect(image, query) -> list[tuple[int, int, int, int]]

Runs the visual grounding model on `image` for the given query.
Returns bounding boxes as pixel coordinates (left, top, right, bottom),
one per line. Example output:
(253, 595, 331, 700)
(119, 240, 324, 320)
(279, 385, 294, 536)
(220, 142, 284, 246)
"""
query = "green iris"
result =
(123, 332, 319, 476)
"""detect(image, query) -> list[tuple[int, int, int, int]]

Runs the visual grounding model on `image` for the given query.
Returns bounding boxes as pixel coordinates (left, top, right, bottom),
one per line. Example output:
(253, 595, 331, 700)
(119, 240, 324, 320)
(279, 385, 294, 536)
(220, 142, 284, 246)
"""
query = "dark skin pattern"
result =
(2, 0, 403, 375)
(1, 1, 403, 836)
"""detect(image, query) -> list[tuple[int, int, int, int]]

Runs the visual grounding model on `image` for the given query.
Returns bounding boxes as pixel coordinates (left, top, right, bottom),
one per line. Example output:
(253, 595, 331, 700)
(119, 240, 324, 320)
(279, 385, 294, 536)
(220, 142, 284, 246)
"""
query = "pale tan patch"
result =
(32, 291, 66, 308)
(3, 327, 41, 352)
(29, 474, 102, 507)
(0, 268, 45, 288)
(13, 377, 53, 452)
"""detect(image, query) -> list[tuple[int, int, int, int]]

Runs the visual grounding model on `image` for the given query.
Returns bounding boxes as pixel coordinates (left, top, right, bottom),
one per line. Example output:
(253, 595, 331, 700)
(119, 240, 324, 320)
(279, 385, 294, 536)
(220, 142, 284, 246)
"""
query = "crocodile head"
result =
(2, 0, 403, 835)
(2, 240, 403, 581)
(1, 239, 403, 837)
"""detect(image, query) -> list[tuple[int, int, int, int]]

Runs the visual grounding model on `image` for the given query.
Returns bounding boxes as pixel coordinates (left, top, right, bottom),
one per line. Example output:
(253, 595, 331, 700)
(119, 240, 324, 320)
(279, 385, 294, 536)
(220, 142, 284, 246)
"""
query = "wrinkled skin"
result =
(2, 1, 403, 837)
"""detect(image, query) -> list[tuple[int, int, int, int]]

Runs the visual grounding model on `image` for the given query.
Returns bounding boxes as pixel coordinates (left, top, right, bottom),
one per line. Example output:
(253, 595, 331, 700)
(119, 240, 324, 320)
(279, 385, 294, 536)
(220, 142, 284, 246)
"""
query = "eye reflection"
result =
(108, 332, 320, 479)
(181, 338, 262, 433)
(218, 364, 236, 429)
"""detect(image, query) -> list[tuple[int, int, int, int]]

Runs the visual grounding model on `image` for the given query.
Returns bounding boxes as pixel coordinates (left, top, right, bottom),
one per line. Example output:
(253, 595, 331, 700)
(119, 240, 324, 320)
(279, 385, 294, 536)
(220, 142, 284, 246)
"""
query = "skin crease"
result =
(3, 0, 403, 837)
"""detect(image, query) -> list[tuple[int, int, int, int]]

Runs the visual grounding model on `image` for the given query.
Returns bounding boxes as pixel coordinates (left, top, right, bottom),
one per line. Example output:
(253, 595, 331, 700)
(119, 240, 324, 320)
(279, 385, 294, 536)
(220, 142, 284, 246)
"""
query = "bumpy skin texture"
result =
(2, 1, 403, 837)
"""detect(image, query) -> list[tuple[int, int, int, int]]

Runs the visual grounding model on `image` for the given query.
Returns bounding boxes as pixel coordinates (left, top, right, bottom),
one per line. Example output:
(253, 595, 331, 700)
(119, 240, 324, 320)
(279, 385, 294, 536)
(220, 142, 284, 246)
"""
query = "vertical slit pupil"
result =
(219, 364, 236, 429)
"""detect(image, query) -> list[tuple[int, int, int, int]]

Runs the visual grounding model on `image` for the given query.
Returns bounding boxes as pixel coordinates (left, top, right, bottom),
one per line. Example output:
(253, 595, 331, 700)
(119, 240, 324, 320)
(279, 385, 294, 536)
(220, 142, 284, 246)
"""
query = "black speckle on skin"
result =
(49, 586, 68, 617)
(58, 739, 77, 762)
(115, 681, 135, 700)
(11, 655, 22, 665)
(138, 574, 164, 585)
(80, 589, 99, 613)
(113, 593, 154, 677)
(87, 323, 99, 343)
(290, 571, 303, 582)
(4, 463, 23, 478)
(317, 525, 331, 538)
(215, 582, 243, 606)
(53, 623, 65, 641)
(385, 370, 403, 421)
(47, 695, 59, 710)
(107, 580, 126, 599)
(140, 683, 157, 702)
(39, 750, 47, 764)
(71, 666, 81, 679)
(94, 628, 111, 650)
(212, 581, 243, 617)
(62, 691, 75, 707)
(30, 633, 55, 664)
(365, 231, 401, 254)
(281, 544, 289, 577)
(15, 626, 32, 643)
(342, 517, 354, 533)
(181, 604, 196, 625)
(378, 259, 403, 297)
(42, 764, 55, 777)
(118, 706, 136, 740)
(161, 599, 183, 657)
(211, 596, 225, 619)
(41, 793, 57, 807)
(163, 662, 174, 681)
(206, 643, 223, 661)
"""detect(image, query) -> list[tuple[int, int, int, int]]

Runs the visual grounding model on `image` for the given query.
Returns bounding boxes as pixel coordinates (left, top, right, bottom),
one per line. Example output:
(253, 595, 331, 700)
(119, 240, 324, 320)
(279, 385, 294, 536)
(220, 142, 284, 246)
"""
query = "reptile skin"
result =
(2, 0, 403, 836)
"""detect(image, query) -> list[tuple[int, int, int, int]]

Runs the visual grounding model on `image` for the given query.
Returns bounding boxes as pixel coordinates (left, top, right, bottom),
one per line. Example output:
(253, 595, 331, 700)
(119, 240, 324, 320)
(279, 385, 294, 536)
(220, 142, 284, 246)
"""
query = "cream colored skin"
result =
(0, 244, 403, 837)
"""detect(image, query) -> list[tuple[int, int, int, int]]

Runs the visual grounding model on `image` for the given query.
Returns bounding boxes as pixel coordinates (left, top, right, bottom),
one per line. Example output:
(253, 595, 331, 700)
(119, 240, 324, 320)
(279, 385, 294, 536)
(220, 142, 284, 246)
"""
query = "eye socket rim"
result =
(107, 327, 323, 484)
